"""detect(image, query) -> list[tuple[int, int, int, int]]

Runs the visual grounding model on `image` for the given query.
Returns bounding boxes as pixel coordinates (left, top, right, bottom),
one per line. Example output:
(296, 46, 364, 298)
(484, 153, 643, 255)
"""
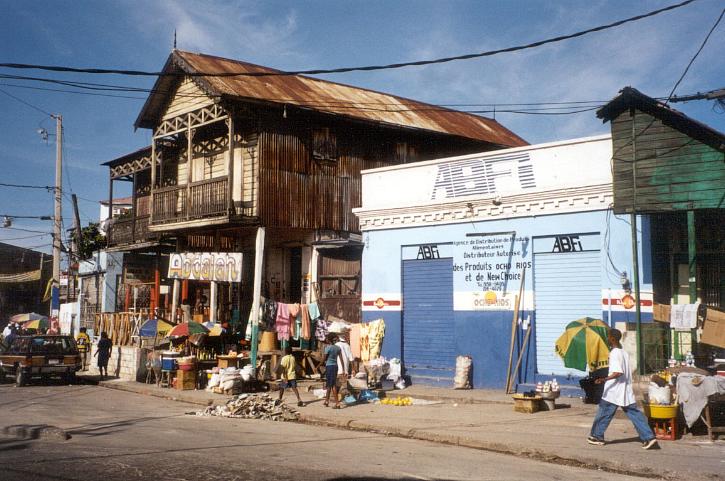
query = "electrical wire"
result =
(0, 232, 50, 241)
(0, 0, 698, 78)
(0, 87, 53, 116)
(0, 226, 52, 234)
(0, 181, 54, 190)
(0, 214, 53, 219)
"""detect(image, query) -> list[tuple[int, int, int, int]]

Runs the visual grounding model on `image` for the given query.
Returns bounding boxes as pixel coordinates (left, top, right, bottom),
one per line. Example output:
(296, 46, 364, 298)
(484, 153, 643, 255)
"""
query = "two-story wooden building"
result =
(104, 49, 526, 332)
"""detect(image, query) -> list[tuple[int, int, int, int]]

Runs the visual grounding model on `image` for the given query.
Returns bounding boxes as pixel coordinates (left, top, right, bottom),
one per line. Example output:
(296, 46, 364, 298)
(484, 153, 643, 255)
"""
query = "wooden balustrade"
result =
(151, 177, 228, 224)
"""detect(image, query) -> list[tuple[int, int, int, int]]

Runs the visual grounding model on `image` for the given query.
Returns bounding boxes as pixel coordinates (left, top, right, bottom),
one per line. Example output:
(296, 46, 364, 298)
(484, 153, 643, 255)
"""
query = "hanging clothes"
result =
(367, 318, 386, 360)
(349, 323, 362, 359)
(300, 304, 311, 340)
(359, 322, 371, 362)
(315, 318, 331, 341)
(288, 303, 300, 340)
(308, 302, 321, 320)
(275, 302, 291, 341)
(260, 298, 277, 332)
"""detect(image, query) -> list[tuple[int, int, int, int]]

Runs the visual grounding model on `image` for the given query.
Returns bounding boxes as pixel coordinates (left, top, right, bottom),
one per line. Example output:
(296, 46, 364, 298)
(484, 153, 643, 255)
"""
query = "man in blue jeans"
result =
(588, 328, 658, 449)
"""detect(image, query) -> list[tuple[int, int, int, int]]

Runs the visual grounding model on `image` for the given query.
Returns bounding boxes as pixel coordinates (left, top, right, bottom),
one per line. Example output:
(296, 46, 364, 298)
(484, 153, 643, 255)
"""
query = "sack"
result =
(208, 373, 221, 387)
(453, 355, 472, 389)
(648, 383, 672, 405)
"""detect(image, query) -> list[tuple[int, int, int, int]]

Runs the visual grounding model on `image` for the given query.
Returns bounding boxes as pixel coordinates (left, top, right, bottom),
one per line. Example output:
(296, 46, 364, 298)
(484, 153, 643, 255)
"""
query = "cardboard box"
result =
(701, 308, 725, 349)
(175, 369, 197, 390)
(652, 303, 671, 323)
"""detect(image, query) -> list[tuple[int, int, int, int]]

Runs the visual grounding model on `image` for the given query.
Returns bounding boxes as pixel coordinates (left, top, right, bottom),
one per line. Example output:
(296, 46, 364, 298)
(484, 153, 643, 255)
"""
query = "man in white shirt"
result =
(335, 334, 353, 376)
(588, 329, 658, 449)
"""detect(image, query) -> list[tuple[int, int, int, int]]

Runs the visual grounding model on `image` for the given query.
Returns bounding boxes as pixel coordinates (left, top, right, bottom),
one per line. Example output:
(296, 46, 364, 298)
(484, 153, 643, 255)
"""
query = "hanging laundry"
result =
(288, 303, 300, 339)
(367, 318, 386, 360)
(315, 318, 331, 341)
(275, 302, 291, 341)
(300, 304, 311, 340)
(308, 302, 321, 320)
(349, 323, 361, 359)
(260, 298, 277, 332)
(359, 322, 371, 362)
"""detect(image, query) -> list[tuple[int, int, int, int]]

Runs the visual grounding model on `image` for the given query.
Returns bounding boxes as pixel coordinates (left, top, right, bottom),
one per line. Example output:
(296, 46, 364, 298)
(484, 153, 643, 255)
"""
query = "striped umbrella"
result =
(166, 321, 209, 338)
(554, 317, 611, 372)
(138, 318, 174, 338)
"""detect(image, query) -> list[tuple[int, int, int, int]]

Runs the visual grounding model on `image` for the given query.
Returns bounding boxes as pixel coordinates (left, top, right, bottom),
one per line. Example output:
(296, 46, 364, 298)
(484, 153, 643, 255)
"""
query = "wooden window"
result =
(312, 127, 337, 161)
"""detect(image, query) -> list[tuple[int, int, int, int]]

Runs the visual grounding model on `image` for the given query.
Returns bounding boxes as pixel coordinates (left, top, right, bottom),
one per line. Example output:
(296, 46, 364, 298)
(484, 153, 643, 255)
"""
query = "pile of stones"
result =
(194, 393, 299, 421)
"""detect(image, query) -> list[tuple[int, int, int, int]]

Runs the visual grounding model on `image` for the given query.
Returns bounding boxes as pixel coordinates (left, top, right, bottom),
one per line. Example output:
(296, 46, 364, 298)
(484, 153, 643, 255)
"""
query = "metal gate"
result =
(402, 258, 456, 384)
(534, 234, 601, 376)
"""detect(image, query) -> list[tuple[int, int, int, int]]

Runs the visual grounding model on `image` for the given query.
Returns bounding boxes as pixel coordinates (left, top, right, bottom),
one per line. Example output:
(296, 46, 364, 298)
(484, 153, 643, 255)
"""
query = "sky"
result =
(0, 0, 723, 253)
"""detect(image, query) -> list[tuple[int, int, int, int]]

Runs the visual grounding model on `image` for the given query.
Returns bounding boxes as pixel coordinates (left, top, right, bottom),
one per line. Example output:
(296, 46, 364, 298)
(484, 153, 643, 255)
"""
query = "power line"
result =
(0, 232, 50, 241)
(0, 87, 53, 116)
(0, 0, 698, 78)
(0, 181, 54, 190)
(0, 214, 53, 220)
(0, 226, 52, 234)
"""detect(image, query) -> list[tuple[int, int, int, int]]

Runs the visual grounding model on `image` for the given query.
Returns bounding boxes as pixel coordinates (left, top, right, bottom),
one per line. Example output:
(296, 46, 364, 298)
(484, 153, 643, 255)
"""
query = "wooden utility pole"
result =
(51, 114, 62, 317)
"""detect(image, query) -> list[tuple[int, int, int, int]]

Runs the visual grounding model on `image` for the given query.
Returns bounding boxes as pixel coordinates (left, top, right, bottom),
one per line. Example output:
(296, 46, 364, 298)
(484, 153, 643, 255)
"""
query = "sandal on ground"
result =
(332, 405, 341, 409)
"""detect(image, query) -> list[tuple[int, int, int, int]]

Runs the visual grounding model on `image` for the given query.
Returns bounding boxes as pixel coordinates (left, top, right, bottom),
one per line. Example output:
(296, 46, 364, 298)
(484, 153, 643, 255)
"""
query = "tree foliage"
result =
(71, 222, 106, 260)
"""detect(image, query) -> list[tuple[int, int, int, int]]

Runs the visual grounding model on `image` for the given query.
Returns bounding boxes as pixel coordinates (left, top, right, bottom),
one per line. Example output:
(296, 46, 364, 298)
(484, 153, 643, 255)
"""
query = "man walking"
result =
(588, 328, 658, 449)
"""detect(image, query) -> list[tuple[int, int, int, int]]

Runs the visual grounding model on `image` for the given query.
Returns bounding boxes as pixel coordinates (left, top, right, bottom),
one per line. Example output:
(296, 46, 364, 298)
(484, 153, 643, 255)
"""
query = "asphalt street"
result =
(0, 383, 659, 481)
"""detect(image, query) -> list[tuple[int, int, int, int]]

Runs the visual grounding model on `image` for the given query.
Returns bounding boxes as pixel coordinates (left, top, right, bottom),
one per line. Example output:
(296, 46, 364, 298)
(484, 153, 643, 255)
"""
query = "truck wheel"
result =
(0, 369, 6, 384)
(64, 371, 76, 384)
(15, 369, 26, 387)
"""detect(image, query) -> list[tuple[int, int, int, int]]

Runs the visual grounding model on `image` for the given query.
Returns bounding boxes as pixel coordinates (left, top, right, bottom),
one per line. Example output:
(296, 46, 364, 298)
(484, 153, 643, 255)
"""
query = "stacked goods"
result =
(194, 393, 299, 421)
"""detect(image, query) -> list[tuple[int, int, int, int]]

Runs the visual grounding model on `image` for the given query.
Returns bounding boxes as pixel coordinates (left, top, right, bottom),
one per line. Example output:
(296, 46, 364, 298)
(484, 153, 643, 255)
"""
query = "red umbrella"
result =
(166, 321, 209, 338)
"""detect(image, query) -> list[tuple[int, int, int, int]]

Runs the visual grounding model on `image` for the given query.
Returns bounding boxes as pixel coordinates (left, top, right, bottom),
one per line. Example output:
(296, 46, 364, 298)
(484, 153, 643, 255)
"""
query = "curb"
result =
(95, 381, 710, 481)
(295, 413, 679, 480)
(2, 425, 71, 441)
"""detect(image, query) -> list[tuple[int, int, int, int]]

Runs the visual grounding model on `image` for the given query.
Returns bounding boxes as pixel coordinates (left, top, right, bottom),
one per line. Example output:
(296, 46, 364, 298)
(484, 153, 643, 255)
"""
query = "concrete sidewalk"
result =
(95, 377, 724, 481)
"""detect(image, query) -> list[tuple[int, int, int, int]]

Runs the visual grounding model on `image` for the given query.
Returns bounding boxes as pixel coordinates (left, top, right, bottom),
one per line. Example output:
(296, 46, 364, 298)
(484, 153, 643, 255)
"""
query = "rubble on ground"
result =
(193, 393, 299, 421)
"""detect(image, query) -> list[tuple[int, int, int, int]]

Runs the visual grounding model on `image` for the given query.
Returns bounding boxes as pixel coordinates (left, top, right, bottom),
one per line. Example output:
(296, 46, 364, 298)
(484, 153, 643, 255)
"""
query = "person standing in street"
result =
(322, 333, 344, 409)
(75, 327, 91, 370)
(277, 346, 304, 407)
(94, 331, 113, 380)
(588, 328, 658, 449)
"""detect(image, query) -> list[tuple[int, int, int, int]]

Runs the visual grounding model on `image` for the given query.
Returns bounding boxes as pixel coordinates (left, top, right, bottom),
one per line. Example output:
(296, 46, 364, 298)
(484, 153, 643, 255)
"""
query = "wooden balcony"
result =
(107, 214, 159, 247)
(151, 176, 229, 226)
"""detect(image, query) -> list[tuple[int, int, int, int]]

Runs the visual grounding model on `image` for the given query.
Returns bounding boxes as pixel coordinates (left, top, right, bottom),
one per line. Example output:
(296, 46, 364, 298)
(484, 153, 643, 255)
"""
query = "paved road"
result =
(0, 383, 657, 481)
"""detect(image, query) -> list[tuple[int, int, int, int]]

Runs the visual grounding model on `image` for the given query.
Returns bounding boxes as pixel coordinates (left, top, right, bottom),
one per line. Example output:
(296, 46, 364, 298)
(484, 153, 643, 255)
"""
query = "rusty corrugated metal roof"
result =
(136, 50, 527, 147)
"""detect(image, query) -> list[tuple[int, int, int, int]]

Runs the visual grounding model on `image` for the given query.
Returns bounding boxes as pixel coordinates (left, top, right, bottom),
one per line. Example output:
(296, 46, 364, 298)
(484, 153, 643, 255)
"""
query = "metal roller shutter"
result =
(402, 258, 456, 383)
(534, 250, 601, 376)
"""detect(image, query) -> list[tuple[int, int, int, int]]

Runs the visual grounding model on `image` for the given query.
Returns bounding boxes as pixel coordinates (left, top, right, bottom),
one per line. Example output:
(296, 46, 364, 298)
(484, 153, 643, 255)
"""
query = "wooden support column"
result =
(150, 138, 156, 223)
(182, 279, 189, 302)
(124, 285, 131, 312)
(227, 112, 235, 214)
(186, 118, 194, 219)
(250, 227, 265, 375)
(210, 281, 218, 324)
(171, 279, 180, 323)
(687, 210, 698, 357)
(153, 250, 161, 318)
(107, 178, 114, 241)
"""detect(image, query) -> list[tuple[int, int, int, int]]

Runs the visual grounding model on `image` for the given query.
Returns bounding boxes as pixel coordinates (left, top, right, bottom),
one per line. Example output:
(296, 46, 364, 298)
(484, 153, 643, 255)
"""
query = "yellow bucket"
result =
(647, 404, 678, 419)
(259, 331, 278, 352)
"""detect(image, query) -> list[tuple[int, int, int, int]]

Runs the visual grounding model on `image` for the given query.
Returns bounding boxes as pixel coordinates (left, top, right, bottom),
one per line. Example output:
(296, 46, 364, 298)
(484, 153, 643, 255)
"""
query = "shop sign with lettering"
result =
(168, 252, 243, 283)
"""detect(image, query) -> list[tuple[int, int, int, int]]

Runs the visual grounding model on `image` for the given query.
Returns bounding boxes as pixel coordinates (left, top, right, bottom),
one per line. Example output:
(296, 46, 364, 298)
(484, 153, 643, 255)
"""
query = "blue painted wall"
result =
(361, 209, 652, 389)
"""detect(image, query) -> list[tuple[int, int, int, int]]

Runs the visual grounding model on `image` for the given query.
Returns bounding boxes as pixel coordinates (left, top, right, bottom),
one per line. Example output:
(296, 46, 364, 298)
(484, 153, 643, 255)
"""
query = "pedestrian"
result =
(587, 328, 658, 449)
(277, 346, 304, 407)
(335, 333, 353, 383)
(322, 333, 344, 409)
(94, 331, 113, 380)
(75, 327, 91, 370)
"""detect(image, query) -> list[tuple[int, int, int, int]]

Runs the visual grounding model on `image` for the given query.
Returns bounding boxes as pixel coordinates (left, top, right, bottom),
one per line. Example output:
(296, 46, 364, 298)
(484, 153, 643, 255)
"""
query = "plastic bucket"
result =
(162, 358, 177, 371)
(646, 404, 678, 419)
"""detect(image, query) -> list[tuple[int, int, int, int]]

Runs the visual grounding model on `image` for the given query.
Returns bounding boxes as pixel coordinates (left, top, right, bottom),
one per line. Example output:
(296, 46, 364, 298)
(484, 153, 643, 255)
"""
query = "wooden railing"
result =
(151, 177, 228, 224)
(107, 214, 158, 247)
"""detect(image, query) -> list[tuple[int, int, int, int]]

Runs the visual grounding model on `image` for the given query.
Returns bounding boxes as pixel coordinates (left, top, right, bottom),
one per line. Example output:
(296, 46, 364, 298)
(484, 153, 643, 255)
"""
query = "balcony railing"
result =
(151, 176, 228, 225)
(107, 214, 158, 247)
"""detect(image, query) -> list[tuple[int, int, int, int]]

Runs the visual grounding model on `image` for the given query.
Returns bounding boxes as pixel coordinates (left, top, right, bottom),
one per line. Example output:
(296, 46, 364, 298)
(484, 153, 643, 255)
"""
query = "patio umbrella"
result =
(138, 318, 174, 338)
(22, 318, 50, 331)
(11, 312, 47, 324)
(204, 322, 225, 336)
(166, 321, 209, 338)
(554, 317, 611, 372)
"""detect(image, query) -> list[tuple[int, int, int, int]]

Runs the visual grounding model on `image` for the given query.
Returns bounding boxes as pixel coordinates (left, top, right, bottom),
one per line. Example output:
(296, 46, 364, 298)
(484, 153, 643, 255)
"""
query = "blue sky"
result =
(1, 0, 723, 252)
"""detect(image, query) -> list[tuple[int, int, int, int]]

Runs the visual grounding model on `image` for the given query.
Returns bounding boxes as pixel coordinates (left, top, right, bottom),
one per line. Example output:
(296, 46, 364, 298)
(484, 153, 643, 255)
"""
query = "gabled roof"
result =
(597, 87, 725, 153)
(135, 50, 527, 148)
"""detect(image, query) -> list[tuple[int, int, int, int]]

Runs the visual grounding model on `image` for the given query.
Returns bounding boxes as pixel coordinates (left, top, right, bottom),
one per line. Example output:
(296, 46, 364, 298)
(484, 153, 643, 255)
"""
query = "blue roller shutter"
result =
(534, 249, 601, 376)
(402, 258, 455, 384)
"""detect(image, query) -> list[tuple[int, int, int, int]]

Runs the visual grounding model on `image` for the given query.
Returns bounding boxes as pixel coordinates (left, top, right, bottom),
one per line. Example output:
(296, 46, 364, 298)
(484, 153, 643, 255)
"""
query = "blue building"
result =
(354, 135, 656, 389)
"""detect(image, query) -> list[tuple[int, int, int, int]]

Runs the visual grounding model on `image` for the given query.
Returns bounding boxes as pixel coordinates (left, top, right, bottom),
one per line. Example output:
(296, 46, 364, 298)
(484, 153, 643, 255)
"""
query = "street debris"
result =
(193, 393, 299, 421)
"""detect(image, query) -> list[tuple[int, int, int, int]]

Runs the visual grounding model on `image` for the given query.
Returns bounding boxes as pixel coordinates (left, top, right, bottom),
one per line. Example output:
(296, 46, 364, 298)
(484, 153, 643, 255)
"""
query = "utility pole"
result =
(51, 114, 62, 317)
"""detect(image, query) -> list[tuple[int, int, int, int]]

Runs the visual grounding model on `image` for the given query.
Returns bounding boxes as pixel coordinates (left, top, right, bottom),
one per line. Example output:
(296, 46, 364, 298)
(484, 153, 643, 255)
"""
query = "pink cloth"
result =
(288, 304, 300, 339)
(275, 302, 291, 341)
(349, 323, 361, 359)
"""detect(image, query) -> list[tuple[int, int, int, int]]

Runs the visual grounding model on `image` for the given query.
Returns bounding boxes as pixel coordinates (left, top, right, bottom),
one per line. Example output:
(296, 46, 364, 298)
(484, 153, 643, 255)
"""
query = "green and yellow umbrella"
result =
(555, 317, 611, 372)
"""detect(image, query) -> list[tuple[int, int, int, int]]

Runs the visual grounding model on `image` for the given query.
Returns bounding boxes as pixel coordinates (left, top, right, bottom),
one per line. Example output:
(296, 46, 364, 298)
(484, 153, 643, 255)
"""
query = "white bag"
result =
(648, 383, 672, 405)
(453, 355, 472, 389)
(208, 373, 221, 387)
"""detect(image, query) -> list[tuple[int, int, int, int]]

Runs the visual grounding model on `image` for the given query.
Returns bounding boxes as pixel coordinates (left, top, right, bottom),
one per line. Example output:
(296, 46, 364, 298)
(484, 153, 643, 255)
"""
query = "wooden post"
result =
(250, 227, 265, 376)
(171, 279, 180, 324)
(227, 111, 235, 214)
(210, 281, 218, 324)
(182, 279, 189, 302)
(150, 138, 156, 223)
(505, 266, 526, 394)
(186, 119, 194, 219)
(153, 251, 160, 318)
(687, 210, 698, 357)
(508, 325, 533, 392)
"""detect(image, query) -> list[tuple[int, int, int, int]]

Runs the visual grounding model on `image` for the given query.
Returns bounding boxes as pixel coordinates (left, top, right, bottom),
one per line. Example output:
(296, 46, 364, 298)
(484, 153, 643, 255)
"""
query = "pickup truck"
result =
(0, 335, 82, 386)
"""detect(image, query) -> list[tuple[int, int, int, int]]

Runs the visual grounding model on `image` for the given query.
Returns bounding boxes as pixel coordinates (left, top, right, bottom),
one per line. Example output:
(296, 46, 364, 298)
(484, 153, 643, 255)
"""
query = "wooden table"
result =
(703, 393, 725, 440)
